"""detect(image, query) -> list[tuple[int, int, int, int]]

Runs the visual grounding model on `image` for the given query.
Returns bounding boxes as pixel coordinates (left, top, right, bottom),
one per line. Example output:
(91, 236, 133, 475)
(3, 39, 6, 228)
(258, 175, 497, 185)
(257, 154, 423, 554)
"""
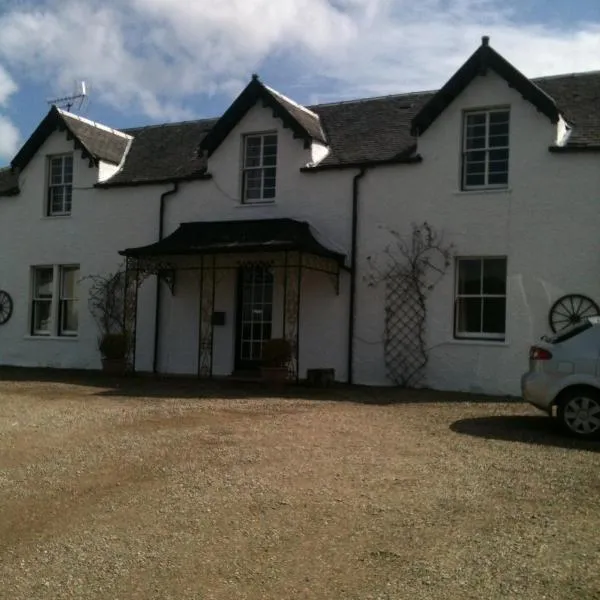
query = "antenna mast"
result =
(47, 81, 88, 112)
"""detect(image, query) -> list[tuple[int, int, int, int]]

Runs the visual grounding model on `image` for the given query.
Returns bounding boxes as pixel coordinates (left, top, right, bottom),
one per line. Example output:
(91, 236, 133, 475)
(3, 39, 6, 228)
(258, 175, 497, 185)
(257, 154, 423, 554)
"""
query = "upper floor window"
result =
(31, 264, 80, 336)
(462, 109, 509, 190)
(455, 257, 507, 340)
(48, 154, 73, 216)
(242, 133, 277, 203)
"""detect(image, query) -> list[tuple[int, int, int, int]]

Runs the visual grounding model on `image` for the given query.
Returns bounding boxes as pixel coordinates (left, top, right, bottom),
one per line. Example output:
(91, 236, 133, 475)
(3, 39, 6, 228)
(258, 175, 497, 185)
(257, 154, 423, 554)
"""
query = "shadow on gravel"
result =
(451, 415, 600, 452)
(0, 367, 518, 406)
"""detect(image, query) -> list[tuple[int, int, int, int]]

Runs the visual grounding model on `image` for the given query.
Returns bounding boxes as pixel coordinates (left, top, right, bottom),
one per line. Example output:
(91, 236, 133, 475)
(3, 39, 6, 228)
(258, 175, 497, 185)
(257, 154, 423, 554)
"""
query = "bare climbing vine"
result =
(366, 222, 454, 388)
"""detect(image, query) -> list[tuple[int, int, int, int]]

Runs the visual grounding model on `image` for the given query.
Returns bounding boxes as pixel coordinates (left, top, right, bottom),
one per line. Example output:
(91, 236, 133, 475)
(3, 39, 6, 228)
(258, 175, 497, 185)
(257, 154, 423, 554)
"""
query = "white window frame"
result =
(47, 153, 74, 216)
(30, 264, 80, 337)
(462, 108, 510, 190)
(241, 132, 277, 203)
(454, 257, 507, 341)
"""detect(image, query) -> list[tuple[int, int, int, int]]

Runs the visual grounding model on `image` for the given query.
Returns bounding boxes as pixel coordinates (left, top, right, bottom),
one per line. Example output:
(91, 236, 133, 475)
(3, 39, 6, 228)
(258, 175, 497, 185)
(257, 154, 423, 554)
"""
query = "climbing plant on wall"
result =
(366, 222, 454, 388)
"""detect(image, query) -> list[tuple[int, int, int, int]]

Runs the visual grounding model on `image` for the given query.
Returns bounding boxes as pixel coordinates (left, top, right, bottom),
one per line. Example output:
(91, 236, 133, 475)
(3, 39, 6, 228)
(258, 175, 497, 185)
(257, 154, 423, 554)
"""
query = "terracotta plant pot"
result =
(101, 357, 128, 375)
(260, 366, 289, 382)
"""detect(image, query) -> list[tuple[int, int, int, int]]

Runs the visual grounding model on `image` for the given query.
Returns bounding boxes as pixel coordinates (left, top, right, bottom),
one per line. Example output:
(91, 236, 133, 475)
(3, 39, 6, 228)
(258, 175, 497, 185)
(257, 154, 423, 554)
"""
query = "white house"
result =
(0, 37, 599, 396)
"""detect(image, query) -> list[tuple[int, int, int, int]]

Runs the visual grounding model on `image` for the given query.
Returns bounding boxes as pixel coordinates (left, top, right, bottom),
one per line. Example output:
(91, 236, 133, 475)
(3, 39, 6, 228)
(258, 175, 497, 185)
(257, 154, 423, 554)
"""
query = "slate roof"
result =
(59, 110, 130, 165)
(2, 57, 599, 196)
(120, 218, 346, 264)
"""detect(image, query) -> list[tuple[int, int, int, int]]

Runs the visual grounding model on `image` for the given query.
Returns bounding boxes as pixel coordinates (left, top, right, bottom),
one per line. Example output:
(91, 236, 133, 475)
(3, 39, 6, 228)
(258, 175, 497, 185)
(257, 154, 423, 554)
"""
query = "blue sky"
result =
(0, 0, 598, 166)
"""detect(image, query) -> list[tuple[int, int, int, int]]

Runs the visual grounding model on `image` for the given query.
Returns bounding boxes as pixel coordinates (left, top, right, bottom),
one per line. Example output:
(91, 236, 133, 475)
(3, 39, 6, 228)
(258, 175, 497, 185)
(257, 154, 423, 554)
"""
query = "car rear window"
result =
(545, 321, 593, 344)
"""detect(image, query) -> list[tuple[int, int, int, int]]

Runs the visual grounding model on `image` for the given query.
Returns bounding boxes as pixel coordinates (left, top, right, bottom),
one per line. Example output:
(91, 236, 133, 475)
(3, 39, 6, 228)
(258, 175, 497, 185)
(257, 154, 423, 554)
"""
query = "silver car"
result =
(521, 316, 600, 439)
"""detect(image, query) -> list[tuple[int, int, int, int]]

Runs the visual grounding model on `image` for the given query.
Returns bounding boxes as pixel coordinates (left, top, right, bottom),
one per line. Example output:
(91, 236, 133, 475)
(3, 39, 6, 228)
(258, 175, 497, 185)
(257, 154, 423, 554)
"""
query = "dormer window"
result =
(462, 109, 509, 189)
(47, 154, 73, 216)
(242, 133, 277, 203)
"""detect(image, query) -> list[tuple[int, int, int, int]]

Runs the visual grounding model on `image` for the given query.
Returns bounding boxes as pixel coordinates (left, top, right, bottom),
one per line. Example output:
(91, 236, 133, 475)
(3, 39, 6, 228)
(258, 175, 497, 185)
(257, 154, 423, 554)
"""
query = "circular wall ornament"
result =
(548, 294, 600, 333)
(0, 290, 13, 325)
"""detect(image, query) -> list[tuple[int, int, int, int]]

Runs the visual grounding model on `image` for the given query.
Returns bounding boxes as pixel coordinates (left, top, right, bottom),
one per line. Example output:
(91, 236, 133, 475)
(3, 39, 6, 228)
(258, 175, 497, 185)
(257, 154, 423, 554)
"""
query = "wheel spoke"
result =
(588, 415, 600, 428)
(581, 397, 591, 410)
(589, 405, 600, 416)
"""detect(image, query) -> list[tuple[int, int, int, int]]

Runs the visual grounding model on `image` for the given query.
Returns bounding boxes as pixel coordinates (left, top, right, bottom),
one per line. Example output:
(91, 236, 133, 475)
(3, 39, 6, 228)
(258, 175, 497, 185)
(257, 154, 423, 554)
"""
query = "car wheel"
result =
(557, 389, 600, 439)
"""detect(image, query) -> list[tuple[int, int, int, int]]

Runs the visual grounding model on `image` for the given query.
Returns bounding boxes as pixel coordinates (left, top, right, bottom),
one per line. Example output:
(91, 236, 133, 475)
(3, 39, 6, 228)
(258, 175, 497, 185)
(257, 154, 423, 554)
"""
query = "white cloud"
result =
(0, 64, 19, 160)
(0, 0, 598, 122)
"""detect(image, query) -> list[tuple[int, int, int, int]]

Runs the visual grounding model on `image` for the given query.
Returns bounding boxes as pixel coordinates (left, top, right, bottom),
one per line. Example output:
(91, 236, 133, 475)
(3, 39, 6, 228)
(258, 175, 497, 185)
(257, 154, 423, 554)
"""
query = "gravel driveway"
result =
(1, 371, 599, 599)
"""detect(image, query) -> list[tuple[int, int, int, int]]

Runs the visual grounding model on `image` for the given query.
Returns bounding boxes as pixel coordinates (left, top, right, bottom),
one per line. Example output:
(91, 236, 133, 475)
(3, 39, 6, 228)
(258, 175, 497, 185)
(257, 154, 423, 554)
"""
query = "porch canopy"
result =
(119, 218, 347, 380)
(120, 218, 346, 265)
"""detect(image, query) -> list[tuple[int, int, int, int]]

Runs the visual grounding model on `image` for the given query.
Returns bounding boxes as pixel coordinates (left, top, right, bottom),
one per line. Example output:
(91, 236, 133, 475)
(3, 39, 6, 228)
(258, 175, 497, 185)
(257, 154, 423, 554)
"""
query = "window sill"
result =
(41, 215, 72, 220)
(453, 188, 512, 196)
(445, 338, 509, 347)
(24, 335, 79, 341)
(235, 201, 276, 208)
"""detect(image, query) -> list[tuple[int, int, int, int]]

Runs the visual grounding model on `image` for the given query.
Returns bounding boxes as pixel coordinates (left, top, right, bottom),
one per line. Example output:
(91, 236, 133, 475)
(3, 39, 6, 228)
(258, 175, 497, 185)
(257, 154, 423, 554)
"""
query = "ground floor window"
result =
(31, 265, 80, 336)
(455, 257, 507, 340)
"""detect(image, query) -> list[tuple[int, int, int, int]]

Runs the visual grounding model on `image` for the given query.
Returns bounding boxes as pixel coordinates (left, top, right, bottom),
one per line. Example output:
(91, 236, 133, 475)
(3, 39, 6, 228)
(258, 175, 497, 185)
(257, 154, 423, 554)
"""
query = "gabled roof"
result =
(120, 218, 346, 264)
(411, 36, 561, 136)
(10, 106, 131, 173)
(199, 75, 327, 156)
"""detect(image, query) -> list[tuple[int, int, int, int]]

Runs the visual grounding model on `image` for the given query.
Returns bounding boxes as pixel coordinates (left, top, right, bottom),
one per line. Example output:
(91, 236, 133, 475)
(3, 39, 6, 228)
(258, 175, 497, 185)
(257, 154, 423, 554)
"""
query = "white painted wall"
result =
(0, 129, 166, 372)
(354, 70, 600, 395)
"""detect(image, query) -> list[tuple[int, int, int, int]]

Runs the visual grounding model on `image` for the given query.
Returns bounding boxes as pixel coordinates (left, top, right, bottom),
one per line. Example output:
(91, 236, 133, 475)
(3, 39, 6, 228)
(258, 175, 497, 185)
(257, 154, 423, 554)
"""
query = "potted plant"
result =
(99, 332, 129, 374)
(261, 338, 292, 385)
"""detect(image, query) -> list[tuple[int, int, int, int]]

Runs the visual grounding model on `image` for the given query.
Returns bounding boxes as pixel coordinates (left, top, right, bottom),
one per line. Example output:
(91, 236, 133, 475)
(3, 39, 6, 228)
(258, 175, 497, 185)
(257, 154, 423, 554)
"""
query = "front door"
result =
(235, 265, 274, 371)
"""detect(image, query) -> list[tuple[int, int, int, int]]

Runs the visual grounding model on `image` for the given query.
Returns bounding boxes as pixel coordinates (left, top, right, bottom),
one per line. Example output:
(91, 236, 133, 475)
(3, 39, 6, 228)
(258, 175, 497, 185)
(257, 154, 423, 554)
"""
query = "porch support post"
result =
(197, 255, 205, 378)
(282, 251, 288, 336)
(295, 252, 302, 383)
(209, 254, 216, 379)
(131, 265, 140, 373)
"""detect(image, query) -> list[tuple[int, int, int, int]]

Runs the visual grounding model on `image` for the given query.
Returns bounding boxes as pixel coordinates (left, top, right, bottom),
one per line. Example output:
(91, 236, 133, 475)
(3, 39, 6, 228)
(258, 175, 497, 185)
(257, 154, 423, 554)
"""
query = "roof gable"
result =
(411, 37, 560, 136)
(11, 106, 130, 173)
(199, 76, 326, 157)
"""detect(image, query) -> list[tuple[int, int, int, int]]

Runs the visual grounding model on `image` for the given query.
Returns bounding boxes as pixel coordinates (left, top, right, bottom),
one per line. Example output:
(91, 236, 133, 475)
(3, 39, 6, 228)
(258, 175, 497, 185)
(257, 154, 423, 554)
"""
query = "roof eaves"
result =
(548, 144, 600, 153)
(95, 172, 212, 189)
(300, 152, 423, 172)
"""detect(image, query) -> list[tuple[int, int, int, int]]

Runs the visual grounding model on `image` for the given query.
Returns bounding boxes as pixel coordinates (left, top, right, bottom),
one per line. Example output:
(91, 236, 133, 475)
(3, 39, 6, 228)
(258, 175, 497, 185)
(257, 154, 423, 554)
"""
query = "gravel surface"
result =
(1, 373, 599, 599)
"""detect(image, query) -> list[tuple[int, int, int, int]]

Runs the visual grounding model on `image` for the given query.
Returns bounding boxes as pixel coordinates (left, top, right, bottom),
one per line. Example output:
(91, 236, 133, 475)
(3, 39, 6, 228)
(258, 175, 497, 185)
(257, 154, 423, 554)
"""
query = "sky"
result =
(0, 0, 599, 166)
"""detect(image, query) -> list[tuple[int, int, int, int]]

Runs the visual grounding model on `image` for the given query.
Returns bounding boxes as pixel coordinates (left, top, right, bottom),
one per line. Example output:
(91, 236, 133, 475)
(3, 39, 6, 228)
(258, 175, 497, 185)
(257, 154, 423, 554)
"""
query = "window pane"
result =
(35, 268, 54, 297)
(466, 160, 485, 174)
(63, 158, 73, 183)
(466, 114, 486, 126)
(457, 298, 482, 333)
(488, 172, 508, 185)
(489, 111, 509, 124)
(64, 186, 72, 213)
(50, 187, 64, 213)
(482, 259, 507, 294)
(264, 135, 277, 146)
(33, 300, 52, 333)
(465, 173, 485, 187)
(488, 135, 508, 147)
(466, 136, 485, 150)
(458, 259, 481, 294)
(483, 298, 506, 334)
(263, 153, 276, 166)
(61, 300, 78, 333)
(489, 149, 508, 161)
(61, 267, 79, 298)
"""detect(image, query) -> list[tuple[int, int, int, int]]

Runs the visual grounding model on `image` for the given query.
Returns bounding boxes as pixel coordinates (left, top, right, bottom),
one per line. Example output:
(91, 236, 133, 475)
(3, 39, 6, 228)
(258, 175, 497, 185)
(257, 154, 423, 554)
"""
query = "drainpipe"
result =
(347, 167, 367, 385)
(153, 182, 179, 374)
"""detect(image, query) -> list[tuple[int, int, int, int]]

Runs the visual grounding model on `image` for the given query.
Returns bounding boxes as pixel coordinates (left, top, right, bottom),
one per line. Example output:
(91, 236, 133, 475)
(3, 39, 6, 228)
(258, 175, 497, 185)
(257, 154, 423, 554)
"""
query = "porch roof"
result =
(119, 218, 347, 265)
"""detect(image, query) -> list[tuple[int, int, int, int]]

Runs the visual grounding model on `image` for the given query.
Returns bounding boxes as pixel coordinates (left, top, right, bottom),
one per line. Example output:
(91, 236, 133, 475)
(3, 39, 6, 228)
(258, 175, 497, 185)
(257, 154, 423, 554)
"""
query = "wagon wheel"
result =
(0, 290, 13, 325)
(548, 294, 600, 333)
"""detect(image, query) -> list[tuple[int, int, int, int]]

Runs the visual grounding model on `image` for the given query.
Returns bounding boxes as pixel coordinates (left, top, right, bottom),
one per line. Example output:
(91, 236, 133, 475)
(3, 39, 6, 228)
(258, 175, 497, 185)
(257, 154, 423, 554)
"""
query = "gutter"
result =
(153, 182, 180, 374)
(348, 167, 367, 385)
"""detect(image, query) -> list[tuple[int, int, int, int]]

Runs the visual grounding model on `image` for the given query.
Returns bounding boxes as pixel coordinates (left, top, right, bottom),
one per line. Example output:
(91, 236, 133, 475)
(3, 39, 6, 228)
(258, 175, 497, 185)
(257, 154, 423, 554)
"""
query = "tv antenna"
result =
(47, 81, 89, 113)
